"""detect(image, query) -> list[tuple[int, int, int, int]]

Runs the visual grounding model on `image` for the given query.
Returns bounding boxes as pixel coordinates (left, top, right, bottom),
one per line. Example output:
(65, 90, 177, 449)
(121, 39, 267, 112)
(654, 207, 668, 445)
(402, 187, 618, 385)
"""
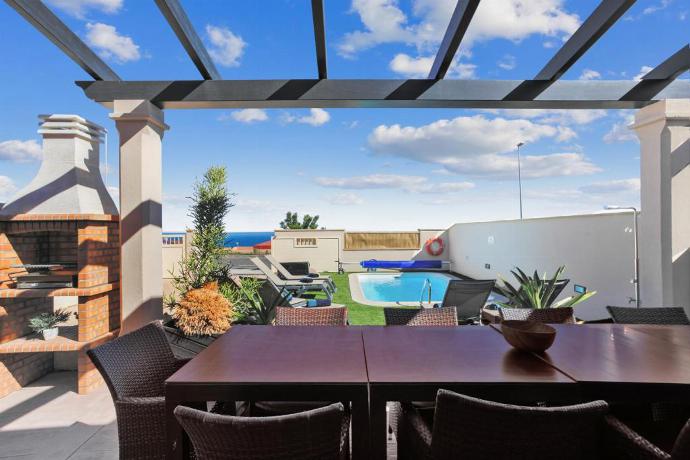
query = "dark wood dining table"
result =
(166, 323, 690, 460)
(165, 325, 370, 460)
(518, 324, 690, 403)
(363, 326, 577, 459)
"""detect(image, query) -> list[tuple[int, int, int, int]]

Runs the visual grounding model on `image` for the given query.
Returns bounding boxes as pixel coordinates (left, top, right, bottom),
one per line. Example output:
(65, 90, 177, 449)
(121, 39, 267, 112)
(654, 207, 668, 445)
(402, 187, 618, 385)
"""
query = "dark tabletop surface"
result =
(529, 324, 690, 384)
(167, 325, 368, 385)
(362, 326, 573, 384)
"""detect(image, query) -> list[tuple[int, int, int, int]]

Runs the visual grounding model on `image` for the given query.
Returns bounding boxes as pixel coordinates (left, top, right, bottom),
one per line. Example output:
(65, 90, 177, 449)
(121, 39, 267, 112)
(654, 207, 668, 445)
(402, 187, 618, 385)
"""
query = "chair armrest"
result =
(604, 415, 670, 460)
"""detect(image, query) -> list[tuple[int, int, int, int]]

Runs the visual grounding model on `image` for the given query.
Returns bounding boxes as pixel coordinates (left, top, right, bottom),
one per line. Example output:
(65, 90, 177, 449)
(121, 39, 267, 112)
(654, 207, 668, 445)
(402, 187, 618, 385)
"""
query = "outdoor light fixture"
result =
(605, 205, 640, 308)
(516, 142, 525, 220)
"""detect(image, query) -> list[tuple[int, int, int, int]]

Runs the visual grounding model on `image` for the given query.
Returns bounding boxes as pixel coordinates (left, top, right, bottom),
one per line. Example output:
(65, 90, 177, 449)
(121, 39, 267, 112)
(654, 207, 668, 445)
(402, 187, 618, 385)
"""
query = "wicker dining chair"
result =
(436, 279, 495, 324)
(274, 305, 348, 326)
(87, 321, 196, 460)
(384, 307, 458, 326)
(499, 306, 576, 324)
(174, 403, 349, 460)
(605, 416, 690, 460)
(390, 389, 662, 460)
(606, 306, 690, 325)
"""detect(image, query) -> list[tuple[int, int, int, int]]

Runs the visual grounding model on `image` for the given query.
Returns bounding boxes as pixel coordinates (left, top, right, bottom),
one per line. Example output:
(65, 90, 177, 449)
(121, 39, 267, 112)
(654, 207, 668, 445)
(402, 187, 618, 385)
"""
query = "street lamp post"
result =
(516, 142, 524, 219)
(605, 205, 640, 308)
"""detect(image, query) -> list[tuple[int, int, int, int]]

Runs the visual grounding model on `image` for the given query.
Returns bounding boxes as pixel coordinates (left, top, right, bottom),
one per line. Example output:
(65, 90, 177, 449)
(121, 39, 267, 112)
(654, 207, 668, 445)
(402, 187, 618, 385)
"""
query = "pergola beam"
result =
(154, 0, 220, 80)
(506, 0, 634, 100)
(622, 45, 690, 101)
(311, 0, 328, 79)
(428, 0, 480, 79)
(76, 79, 690, 110)
(5, 0, 120, 81)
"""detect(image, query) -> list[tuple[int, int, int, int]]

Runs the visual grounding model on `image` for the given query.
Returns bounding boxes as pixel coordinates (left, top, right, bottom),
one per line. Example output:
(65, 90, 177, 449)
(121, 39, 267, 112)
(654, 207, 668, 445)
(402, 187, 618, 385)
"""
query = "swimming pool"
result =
(350, 272, 458, 306)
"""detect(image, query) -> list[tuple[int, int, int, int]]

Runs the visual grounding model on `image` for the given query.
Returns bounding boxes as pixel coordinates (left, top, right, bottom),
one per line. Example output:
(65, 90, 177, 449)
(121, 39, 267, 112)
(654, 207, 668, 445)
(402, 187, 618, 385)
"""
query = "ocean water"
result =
(224, 232, 274, 247)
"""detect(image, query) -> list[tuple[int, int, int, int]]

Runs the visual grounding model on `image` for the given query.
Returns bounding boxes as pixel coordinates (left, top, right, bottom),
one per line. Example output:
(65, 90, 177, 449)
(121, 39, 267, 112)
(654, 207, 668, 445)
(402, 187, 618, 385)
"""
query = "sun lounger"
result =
(265, 255, 336, 292)
(250, 257, 334, 298)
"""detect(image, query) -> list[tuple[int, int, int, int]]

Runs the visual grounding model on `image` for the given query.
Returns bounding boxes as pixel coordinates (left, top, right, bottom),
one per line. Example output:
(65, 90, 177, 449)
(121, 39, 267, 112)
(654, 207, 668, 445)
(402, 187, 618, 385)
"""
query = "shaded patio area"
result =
(0, 372, 116, 460)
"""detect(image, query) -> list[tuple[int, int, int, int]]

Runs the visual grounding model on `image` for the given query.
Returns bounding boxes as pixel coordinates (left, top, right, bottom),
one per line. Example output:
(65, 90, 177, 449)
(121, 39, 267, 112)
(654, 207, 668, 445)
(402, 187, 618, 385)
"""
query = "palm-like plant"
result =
(494, 266, 596, 309)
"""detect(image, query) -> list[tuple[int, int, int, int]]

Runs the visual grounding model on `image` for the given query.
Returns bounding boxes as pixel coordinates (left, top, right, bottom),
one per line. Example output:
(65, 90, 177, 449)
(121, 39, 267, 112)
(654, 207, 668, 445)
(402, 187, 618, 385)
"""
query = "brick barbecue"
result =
(0, 115, 120, 398)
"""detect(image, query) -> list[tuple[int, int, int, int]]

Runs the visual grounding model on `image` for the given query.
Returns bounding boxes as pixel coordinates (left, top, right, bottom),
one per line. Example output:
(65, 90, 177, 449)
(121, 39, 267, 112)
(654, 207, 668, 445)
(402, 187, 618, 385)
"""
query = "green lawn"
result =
(324, 272, 385, 325)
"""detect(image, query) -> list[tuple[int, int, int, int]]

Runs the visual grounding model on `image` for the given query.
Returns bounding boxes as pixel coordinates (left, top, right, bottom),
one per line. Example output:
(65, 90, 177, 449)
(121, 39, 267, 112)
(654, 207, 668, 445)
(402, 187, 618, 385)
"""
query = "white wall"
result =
(272, 229, 447, 272)
(447, 212, 636, 321)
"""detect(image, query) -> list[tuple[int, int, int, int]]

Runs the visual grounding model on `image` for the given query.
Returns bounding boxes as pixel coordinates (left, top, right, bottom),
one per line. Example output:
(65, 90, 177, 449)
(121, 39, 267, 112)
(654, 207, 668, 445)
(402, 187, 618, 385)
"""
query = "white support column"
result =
(110, 100, 169, 333)
(633, 99, 690, 311)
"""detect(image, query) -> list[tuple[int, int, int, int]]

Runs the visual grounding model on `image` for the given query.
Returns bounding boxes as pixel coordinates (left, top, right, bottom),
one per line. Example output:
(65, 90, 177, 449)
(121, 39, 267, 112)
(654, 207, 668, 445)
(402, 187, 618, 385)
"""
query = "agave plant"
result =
(494, 266, 596, 309)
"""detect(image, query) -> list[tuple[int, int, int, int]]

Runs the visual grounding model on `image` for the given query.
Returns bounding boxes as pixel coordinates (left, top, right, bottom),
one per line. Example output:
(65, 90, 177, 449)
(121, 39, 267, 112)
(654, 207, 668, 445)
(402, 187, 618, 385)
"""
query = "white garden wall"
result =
(446, 212, 636, 321)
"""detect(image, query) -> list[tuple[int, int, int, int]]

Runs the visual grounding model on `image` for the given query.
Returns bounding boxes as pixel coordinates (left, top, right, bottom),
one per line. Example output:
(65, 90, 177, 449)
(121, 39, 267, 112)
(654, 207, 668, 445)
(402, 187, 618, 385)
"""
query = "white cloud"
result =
(316, 174, 427, 189)
(368, 115, 573, 165)
(223, 109, 268, 124)
(389, 53, 476, 78)
(634, 65, 654, 81)
(283, 108, 330, 127)
(579, 178, 640, 195)
(442, 152, 601, 179)
(326, 192, 364, 206)
(85, 23, 141, 63)
(47, 0, 122, 18)
(579, 69, 601, 80)
(643, 0, 671, 16)
(206, 25, 246, 67)
(489, 108, 608, 125)
(315, 173, 474, 194)
(497, 54, 516, 70)
(603, 113, 637, 144)
(0, 176, 17, 201)
(0, 139, 42, 163)
(339, 0, 580, 57)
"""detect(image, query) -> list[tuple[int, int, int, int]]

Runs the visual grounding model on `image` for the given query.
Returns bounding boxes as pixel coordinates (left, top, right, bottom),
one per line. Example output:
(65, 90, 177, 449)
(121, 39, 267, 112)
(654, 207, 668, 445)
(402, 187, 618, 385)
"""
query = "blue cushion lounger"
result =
(360, 259, 443, 270)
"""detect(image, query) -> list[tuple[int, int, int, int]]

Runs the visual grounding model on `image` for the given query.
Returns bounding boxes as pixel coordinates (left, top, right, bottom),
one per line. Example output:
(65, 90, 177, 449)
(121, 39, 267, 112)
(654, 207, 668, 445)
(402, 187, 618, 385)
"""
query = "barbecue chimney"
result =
(0, 114, 117, 216)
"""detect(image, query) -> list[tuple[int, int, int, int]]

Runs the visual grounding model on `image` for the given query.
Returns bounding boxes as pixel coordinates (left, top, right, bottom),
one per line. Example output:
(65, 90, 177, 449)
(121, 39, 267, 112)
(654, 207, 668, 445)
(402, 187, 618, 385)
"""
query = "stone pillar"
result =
(632, 99, 690, 311)
(110, 101, 169, 333)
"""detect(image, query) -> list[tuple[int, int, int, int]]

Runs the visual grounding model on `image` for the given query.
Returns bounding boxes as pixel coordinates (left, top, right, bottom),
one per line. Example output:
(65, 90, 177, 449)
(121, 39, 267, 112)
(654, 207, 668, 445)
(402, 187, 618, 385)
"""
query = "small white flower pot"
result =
(41, 328, 59, 340)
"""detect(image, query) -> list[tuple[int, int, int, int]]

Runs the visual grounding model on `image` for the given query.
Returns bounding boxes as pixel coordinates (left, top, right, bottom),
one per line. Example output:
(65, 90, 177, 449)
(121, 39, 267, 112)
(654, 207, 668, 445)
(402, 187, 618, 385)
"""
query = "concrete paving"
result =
(0, 372, 116, 460)
(0, 371, 397, 459)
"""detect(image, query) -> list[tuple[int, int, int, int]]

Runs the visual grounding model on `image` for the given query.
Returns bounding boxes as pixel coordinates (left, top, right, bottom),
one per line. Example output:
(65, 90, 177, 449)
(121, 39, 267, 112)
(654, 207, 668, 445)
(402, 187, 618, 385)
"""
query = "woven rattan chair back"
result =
(606, 306, 690, 325)
(87, 321, 177, 399)
(384, 307, 458, 326)
(499, 306, 576, 324)
(441, 279, 495, 322)
(275, 306, 348, 326)
(174, 403, 347, 460)
(431, 390, 608, 460)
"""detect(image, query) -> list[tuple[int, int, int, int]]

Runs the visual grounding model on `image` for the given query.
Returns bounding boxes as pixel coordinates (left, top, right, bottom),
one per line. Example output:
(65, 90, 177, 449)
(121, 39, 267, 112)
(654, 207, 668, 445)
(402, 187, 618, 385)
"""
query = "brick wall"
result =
(0, 216, 120, 397)
(78, 221, 119, 288)
(0, 352, 53, 398)
(0, 298, 54, 343)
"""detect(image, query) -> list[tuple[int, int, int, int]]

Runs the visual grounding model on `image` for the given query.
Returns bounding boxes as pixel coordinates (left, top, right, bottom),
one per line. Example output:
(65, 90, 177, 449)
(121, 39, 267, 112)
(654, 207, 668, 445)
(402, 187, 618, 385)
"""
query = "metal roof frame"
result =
(5, 0, 689, 110)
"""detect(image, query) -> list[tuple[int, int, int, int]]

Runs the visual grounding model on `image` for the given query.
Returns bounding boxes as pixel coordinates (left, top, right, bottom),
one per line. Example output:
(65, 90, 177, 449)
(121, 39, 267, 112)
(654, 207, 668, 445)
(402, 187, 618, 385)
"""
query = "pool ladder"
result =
(419, 278, 432, 307)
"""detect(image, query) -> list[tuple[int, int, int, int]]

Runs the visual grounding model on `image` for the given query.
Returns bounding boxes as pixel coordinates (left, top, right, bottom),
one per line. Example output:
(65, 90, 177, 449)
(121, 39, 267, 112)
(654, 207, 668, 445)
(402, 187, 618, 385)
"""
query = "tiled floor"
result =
(0, 372, 117, 460)
(0, 372, 398, 459)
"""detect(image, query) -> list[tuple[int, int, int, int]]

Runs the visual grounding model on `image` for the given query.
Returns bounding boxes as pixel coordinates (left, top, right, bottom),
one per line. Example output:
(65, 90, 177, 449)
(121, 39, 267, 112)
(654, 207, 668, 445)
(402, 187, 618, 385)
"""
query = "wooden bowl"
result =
(501, 320, 556, 353)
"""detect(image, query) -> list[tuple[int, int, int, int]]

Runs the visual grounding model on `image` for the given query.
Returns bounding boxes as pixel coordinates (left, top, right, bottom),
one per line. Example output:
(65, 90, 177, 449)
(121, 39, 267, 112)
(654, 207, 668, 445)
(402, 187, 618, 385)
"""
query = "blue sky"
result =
(0, 0, 688, 231)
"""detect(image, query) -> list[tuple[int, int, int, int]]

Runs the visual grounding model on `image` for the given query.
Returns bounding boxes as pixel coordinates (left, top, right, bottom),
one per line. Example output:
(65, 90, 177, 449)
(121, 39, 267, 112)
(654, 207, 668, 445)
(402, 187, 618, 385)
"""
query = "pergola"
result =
(6, 0, 690, 331)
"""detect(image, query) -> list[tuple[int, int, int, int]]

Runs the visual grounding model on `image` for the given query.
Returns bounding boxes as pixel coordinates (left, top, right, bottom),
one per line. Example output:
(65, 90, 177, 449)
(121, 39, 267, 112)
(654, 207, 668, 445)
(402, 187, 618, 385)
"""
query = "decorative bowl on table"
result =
(501, 320, 556, 353)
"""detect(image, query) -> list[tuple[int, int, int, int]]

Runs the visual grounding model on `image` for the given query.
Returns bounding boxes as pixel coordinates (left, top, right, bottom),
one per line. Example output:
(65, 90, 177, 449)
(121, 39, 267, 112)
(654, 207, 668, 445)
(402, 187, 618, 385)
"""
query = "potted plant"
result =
(28, 309, 72, 340)
(494, 266, 596, 309)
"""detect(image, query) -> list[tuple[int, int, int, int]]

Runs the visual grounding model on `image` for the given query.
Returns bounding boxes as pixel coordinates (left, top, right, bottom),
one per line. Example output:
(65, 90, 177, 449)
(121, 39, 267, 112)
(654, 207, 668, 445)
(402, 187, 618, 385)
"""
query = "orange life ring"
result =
(425, 237, 444, 256)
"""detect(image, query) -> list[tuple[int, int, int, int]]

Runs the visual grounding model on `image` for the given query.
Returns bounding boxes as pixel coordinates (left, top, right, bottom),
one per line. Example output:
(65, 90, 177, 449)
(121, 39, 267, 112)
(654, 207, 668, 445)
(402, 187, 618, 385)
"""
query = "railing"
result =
(419, 278, 432, 306)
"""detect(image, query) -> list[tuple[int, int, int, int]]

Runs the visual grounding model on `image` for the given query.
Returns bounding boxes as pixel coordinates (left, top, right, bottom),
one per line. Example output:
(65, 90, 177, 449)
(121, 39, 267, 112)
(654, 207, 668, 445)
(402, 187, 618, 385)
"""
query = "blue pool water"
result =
(357, 272, 457, 303)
